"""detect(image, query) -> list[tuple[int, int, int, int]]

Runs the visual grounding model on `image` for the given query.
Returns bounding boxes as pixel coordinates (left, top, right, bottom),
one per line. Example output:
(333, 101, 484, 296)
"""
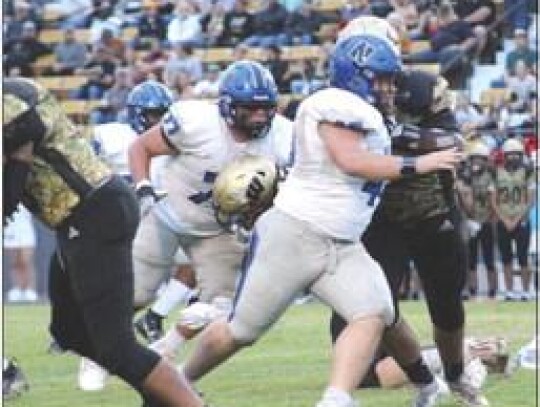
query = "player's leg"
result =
(515, 219, 532, 300)
(313, 241, 393, 407)
(53, 180, 204, 406)
(133, 211, 186, 342)
(467, 232, 480, 298)
(479, 222, 497, 299)
(496, 221, 516, 300)
(183, 208, 323, 382)
(413, 212, 488, 406)
(150, 232, 244, 360)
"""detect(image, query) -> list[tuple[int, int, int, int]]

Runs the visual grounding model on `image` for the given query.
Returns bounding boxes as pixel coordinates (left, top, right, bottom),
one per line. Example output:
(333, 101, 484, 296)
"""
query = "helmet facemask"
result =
(470, 155, 488, 175)
(504, 152, 523, 171)
(228, 101, 277, 139)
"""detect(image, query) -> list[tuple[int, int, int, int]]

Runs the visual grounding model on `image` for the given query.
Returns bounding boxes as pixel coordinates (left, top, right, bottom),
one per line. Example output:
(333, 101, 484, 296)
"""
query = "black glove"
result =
(135, 180, 167, 218)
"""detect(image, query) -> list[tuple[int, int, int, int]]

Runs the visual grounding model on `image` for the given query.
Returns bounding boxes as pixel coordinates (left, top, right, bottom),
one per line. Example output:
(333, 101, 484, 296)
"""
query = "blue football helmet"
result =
(218, 60, 278, 139)
(329, 34, 402, 107)
(126, 80, 174, 134)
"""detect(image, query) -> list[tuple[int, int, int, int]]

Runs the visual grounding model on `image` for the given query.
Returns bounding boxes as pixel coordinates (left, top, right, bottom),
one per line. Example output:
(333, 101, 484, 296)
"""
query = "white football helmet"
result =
(468, 142, 490, 158)
(502, 138, 524, 154)
(213, 154, 278, 228)
(337, 15, 401, 55)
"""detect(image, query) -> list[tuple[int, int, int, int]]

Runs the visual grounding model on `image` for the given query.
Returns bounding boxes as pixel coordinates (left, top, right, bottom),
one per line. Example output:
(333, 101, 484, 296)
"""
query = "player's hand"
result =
(416, 147, 464, 174)
(135, 180, 167, 218)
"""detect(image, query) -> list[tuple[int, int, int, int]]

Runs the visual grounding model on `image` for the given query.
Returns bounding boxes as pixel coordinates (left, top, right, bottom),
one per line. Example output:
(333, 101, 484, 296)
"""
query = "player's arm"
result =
(128, 123, 178, 184)
(319, 122, 462, 181)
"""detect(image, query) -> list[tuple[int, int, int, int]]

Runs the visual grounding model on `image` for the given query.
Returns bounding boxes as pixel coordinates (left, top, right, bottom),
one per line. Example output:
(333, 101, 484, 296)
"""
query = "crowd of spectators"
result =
(2, 0, 538, 301)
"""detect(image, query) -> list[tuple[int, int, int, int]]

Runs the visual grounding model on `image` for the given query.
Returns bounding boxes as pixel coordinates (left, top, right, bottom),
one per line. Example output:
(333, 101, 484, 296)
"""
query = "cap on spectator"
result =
(514, 28, 528, 37)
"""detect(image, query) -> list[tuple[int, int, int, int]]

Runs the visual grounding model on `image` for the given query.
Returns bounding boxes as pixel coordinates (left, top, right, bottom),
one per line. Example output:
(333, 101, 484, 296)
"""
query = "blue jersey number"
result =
(362, 181, 383, 207)
(188, 171, 218, 204)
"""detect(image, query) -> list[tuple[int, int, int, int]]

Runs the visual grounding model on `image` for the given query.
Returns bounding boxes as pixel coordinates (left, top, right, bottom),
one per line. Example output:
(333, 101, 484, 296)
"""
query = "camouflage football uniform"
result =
(2, 78, 163, 396)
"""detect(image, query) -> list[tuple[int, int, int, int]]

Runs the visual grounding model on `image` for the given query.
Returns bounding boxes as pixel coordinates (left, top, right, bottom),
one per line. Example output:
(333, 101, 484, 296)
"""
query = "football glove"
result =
(135, 179, 167, 218)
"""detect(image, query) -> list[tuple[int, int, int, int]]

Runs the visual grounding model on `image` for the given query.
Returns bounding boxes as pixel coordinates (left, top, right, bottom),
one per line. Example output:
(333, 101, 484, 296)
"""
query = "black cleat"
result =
(134, 310, 164, 343)
(2, 359, 29, 400)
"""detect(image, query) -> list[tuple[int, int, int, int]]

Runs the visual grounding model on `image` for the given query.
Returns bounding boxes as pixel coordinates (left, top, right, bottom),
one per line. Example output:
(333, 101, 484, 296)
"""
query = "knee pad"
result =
(179, 297, 232, 331)
(95, 338, 160, 390)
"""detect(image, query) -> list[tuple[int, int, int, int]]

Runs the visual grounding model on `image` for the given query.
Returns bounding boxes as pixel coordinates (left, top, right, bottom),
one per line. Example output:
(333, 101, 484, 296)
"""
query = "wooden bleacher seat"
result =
(480, 88, 509, 106)
(32, 54, 56, 76)
(316, 0, 344, 11)
(282, 45, 324, 61)
(195, 47, 234, 63)
(36, 75, 88, 98)
(39, 28, 91, 44)
(316, 23, 339, 41)
(60, 100, 102, 123)
(406, 63, 440, 74)
(407, 40, 430, 54)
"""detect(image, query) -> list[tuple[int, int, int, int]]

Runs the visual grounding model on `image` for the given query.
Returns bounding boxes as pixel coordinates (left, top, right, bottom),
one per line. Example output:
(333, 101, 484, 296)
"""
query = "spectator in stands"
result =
(166, 0, 204, 47)
(193, 63, 222, 98)
(386, 11, 412, 54)
(389, 0, 433, 39)
(3, 21, 51, 77)
(74, 44, 117, 100)
(90, 67, 133, 124)
(283, 59, 325, 96)
(262, 45, 289, 92)
(505, 28, 538, 76)
(163, 43, 203, 85)
(201, 2, 227, 46)
(95, 27, 126, 64)
(504, 0, 530, 32)
(88, 0, 122, 43)
(451, 0, 495, 60)
(165, 67, 196, 100)
(135, 0, 169, 49)
(455, 92, 488, 137)
(242, 0, 288, 47)
(284, 0, 326, 45)
(506, 60, 537, 112)
(45, 28, 88, 76)
(45, 0, 93, 29)
(4, 0, 42, 43)
(341, 0, 372, 24)
(3, 204, 38, 303)
(219, 0, 254, 46)
(132, 38, 169, 80)
(232, 43, 249, 61)
(404, 3, 477, 88)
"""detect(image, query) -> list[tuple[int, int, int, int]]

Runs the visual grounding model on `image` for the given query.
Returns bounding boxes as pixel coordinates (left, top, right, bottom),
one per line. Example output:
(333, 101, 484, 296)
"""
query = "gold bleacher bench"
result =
(480, 88, 509, 106)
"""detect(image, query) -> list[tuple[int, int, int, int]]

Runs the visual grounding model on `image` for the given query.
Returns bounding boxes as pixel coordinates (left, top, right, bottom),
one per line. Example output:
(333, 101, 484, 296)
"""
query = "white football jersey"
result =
(92, 122, 137, 178)
(153, 100, 294, 236)
(274, 87, 391, 241)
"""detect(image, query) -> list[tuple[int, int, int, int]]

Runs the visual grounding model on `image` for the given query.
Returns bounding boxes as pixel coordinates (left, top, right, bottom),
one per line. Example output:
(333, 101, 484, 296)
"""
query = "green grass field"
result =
(3, 300, 537, 407)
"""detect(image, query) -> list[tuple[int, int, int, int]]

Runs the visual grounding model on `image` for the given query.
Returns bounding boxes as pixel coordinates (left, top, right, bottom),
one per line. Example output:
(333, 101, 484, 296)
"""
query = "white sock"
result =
(151, 279, 192, 317)
(150, 326, 186, 355)
(321, 387, 354, 406)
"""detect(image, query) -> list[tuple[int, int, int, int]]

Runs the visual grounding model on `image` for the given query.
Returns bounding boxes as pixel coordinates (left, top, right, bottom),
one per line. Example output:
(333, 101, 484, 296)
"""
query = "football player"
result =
(490, 138, 536, 301)
(179, 35, 462, 407)
(330, 69, 490, 407)
(3, 78, 205, 407)
(128, 60, 295, 362)
(77, 80, 199, 393)
(457, 141, 498, 299)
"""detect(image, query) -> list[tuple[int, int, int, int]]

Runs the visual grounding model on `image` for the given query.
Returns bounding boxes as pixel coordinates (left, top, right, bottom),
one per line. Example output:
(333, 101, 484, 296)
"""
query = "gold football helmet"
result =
(213, 154, 278, 228)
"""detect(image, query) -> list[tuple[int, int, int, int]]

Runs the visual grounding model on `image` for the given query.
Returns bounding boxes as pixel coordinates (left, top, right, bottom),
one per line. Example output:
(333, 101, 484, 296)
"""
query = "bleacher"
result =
(20, 0, 524, 123)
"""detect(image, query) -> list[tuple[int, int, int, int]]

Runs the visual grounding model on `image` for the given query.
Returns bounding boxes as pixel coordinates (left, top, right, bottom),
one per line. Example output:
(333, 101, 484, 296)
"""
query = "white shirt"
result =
(275, 87, 391, 241)
(153, 100, 294, 236)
